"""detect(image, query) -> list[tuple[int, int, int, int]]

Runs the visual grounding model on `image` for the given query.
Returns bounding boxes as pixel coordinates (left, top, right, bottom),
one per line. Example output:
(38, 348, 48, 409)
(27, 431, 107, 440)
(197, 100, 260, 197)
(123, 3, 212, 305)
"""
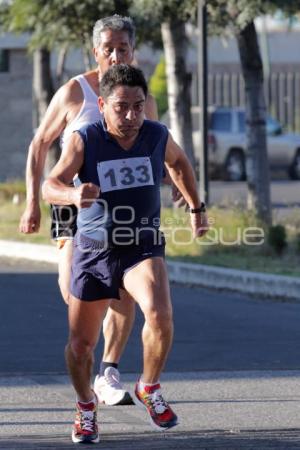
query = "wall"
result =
(0, 49, 33, 182)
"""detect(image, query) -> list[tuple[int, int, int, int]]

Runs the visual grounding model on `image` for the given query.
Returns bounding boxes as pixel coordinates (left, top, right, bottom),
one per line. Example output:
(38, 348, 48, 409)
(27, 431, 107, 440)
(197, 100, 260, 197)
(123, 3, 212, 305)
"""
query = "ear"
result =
(93, 47, 98, 63)
(98, 96, 105, 113)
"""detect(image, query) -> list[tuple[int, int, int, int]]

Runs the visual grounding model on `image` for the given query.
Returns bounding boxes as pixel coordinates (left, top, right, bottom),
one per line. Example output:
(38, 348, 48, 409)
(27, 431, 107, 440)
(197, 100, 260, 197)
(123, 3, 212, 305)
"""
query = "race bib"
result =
(97, 157, 154, 192)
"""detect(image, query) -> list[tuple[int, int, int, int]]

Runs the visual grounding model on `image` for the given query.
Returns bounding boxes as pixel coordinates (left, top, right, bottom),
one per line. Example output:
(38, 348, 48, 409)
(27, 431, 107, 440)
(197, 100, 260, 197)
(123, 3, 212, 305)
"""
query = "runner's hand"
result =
(190, 211, 209, 238)
(72, 183, 100, 209)
(19, 202, 41, 234)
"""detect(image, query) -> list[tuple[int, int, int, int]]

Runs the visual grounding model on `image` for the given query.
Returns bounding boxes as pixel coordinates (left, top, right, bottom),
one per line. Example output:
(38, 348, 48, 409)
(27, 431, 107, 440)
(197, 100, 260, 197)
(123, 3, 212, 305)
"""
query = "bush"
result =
(149, 56, 168, 118)
(267, 224, 287, 255)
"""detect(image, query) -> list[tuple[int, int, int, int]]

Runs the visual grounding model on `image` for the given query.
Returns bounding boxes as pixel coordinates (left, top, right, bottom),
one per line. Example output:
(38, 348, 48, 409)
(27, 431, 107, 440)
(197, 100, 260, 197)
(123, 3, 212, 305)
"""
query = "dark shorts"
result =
(70, 233, 165, 302)
(50, 204, 77, 240)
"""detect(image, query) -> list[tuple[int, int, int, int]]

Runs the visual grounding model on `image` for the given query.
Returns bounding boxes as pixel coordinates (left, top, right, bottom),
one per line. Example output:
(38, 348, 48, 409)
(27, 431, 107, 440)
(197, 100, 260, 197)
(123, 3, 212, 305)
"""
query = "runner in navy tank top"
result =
(42, 64, 208, 441)
(19, 15, 174, 416)
(75, 119, 167, 245)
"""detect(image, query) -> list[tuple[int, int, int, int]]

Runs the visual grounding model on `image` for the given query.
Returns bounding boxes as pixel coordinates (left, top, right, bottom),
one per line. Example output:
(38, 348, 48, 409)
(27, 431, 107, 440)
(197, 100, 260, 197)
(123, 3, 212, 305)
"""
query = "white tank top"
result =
(60, 74, 101, 148)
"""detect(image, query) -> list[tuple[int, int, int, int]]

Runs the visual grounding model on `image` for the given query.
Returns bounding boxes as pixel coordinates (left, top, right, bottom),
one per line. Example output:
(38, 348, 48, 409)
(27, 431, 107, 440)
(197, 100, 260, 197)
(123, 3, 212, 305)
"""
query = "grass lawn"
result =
(161, 207, 300, 277)
(1, 181, 300, 277)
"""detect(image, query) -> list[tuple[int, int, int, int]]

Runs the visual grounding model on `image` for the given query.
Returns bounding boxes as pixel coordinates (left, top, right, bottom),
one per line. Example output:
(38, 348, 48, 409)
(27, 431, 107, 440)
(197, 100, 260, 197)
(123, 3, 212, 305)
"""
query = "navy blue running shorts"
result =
(70, 233, 165, 302)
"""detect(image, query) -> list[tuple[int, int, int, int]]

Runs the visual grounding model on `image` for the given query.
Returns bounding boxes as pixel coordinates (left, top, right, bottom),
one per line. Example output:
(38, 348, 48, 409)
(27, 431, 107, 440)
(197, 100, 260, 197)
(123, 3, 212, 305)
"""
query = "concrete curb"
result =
(167, 261, 300, 301)
(0, 240, 58, 264)
(1, 239, 300, 301)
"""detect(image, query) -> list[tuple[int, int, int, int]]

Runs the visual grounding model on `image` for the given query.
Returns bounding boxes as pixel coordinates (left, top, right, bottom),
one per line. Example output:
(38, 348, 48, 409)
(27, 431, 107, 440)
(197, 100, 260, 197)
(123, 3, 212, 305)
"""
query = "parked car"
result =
(193, 106, 300, 181)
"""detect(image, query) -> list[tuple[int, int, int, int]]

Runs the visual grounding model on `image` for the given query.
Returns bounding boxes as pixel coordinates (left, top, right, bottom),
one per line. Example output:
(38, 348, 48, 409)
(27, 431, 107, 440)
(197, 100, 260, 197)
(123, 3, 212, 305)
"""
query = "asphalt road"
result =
(2, 257, 300, 449)
(1, 256, 300, 375)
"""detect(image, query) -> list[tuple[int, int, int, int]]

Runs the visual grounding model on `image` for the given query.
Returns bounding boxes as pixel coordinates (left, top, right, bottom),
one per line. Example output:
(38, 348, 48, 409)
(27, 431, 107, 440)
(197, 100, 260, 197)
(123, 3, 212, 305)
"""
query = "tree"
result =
(236, 21, 271, 224)
(131, 0, 197, 165)
(206, 1, 271, 225)
(206, 0, 300, 225)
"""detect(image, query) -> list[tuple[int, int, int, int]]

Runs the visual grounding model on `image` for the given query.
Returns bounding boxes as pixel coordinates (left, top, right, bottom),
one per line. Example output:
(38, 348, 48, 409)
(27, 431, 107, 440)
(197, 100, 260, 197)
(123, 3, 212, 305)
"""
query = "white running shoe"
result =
(93, 367, 133, 406)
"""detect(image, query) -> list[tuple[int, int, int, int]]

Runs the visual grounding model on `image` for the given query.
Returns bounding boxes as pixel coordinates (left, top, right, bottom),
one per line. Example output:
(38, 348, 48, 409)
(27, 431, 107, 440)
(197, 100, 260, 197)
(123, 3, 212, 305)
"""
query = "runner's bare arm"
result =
(164, 132, 208, 237)
(19, 80, 81, 233)
(42, 132, 99, 209)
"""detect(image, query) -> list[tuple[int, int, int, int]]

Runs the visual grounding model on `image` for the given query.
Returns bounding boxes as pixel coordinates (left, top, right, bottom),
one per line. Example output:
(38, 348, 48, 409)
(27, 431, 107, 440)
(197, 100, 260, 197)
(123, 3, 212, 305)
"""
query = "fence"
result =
(192, 71, 300, 132)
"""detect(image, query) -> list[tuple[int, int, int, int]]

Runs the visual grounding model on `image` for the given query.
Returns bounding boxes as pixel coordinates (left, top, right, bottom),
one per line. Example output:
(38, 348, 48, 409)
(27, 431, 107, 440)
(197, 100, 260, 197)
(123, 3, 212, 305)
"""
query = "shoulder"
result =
(55, 77, 84, 106)
(143, 119, 168, 136)
(77, 121, 104, 140)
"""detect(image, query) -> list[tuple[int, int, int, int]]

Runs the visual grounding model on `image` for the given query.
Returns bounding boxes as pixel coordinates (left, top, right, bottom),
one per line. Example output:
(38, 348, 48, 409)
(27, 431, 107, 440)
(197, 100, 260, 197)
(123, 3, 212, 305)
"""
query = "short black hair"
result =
(99, 64, 148, 100)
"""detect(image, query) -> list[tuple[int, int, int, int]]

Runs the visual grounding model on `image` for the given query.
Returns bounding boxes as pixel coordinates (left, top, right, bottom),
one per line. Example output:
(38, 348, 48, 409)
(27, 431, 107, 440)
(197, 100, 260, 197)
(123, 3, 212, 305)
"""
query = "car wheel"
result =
(224, 149, 246, 181)
(289, 149, 300, 180)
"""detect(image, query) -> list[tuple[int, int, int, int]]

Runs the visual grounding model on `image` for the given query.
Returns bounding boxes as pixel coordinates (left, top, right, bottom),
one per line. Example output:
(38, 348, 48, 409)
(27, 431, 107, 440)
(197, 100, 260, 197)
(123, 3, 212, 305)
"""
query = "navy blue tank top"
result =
(76, 119, 168, 245)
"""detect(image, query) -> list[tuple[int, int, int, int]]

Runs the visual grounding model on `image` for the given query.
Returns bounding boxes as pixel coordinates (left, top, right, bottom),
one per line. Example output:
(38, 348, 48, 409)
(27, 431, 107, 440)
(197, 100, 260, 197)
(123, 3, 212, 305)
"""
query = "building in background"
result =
(0, 33, 32, 182)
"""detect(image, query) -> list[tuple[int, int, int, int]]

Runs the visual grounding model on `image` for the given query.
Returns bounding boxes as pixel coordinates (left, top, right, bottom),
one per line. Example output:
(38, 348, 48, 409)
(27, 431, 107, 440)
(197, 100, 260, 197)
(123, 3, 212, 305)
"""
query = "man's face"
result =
(94, 30, 134, 75)
(99, 85, 146, 140)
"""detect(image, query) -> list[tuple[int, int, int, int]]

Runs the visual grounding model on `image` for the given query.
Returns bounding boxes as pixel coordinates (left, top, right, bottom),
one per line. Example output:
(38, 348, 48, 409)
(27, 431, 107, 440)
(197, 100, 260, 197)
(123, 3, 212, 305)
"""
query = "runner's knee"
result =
(145, 306, 173, 331)
(68, 336, 96, 361)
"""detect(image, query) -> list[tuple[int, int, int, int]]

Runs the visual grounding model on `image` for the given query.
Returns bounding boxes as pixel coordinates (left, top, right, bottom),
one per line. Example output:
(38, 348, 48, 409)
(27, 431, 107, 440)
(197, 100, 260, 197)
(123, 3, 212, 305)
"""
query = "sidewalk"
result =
(2, 371, 300, 449)
(1, 239, 300, 301)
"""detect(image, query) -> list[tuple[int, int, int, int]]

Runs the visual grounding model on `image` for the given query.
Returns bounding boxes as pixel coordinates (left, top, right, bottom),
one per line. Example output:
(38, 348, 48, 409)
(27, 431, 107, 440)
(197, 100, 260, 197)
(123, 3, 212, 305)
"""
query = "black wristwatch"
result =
(189, 202, 206, 213)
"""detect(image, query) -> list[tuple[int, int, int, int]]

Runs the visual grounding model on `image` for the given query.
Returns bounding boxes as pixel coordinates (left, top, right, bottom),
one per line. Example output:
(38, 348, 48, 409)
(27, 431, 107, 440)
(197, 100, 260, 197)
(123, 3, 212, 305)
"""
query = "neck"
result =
(114, 134, 138, 150)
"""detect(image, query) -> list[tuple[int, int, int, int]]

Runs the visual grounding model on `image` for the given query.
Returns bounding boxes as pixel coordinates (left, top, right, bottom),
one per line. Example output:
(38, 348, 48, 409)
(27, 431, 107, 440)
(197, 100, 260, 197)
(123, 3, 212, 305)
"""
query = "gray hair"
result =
(93, 15, 136, 48)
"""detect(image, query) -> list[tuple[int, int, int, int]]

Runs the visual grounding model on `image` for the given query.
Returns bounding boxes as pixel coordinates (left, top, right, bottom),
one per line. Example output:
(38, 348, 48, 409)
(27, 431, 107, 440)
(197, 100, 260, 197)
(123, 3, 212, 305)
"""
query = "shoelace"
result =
(79, 410, 95, 432)
(104, 370, 122, 389)
(147, 390, 167, 414)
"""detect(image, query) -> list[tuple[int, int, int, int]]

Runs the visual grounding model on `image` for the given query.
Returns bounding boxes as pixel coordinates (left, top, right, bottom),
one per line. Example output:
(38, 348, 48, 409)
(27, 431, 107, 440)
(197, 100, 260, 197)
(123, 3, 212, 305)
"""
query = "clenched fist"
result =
(72, 183, 100, 209)
(19, 202, 41, 234)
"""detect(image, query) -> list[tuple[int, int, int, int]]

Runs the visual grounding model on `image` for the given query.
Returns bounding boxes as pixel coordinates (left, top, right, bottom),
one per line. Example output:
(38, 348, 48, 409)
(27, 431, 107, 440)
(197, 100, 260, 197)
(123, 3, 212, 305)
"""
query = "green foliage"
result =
(149, 56, 168, 118)
(130, 0, 197, 46)
(0, 0, 131, 51)
(206, 0, 300, 36)
(267, 224, 287, 255)
(131, 0, 198, 22)
(2, 0, 299, 50)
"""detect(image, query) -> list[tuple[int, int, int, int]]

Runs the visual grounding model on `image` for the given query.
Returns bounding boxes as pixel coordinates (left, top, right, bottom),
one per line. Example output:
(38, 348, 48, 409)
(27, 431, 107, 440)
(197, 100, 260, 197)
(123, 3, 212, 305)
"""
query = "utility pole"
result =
(197, 0, 209, 204)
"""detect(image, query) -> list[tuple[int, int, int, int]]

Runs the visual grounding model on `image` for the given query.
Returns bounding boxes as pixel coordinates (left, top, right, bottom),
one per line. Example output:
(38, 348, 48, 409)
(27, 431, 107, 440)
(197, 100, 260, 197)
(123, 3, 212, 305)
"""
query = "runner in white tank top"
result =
(61, 75, 102, 148)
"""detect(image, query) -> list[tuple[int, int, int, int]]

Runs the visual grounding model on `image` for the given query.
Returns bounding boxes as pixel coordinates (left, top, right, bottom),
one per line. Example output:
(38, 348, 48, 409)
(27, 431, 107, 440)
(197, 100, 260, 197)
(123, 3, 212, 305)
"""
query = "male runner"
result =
(19, 15, 167, 406)
(42, 63, 208, 443)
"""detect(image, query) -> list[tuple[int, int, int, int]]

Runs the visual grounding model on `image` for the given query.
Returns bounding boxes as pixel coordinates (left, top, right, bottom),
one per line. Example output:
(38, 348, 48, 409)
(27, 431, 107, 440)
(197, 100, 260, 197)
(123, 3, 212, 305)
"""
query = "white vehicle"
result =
(193, 107, 300, 181)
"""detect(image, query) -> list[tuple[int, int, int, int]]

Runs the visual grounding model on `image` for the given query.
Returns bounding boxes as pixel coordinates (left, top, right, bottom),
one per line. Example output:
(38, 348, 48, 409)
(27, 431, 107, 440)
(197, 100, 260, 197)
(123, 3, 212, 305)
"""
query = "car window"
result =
(210, 111, 231, 132)
(238, 112, 245, 133)
(267, 117, 282, 135)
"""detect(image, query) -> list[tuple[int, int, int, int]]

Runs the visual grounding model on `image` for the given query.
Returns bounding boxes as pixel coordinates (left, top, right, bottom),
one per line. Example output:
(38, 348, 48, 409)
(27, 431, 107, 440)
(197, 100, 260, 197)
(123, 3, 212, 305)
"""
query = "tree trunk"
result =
(32, 48, 60, 176)
(236, 21, 272, 226)
(161, 19, 195, 165)
(55, 46, 68, 87)
(82, 45, 93, 71)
